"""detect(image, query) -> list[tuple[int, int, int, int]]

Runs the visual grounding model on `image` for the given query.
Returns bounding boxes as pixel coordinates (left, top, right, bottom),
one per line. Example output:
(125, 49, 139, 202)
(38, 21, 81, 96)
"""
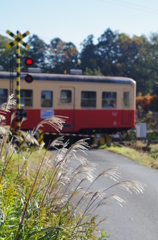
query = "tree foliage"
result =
(136, 94, 158, 112)
(48, 38, 78, 73)
(26, 34, 48, 70)
(84, 67, 103, 76)
(1, 29, 158, 95)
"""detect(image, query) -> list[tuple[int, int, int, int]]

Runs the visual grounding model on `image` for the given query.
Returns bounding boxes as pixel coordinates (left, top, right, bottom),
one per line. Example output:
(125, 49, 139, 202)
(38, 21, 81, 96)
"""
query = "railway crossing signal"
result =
(25, 74, 33, 83)
(25, 57, 33, 66)
(16, 109, 27, 122)
(6, 30, 30, 130)
(25, 57, 34, 83)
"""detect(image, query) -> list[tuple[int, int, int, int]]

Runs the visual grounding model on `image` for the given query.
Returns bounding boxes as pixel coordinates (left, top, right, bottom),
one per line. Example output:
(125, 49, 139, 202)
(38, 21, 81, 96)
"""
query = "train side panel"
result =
(0, 73, 136, 133)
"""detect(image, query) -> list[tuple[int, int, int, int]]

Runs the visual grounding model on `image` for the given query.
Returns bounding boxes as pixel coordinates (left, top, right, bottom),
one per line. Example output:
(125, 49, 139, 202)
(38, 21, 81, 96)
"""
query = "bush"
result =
(0, 95, 145, 239)
(136, 94, 158, 113)
(99, 144, 107, 149)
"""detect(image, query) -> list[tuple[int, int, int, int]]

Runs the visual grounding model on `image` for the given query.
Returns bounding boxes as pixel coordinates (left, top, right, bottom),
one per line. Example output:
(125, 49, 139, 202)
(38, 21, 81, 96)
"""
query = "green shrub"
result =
(99, 144, 107, 149)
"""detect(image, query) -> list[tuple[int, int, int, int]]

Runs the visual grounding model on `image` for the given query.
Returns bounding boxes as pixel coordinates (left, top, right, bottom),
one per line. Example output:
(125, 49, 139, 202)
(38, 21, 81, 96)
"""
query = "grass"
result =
(105, 144, 153, 167)
(99, 139, 158, 167)
(98, 129, 158, 168)
(0, 94, 146, 239)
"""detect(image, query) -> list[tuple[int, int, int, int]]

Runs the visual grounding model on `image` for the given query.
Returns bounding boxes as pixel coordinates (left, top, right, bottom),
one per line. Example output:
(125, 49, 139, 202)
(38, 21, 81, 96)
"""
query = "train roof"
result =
(0, 71, 136, 85)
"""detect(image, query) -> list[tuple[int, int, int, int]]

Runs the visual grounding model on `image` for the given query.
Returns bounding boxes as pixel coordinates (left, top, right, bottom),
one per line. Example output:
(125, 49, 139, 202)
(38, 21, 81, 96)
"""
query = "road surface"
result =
(68, 149, 158, 240)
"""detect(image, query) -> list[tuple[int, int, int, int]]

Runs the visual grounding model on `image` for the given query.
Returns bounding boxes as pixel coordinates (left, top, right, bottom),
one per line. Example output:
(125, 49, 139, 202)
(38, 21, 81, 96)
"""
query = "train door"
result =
(57, 87, 75, 132)
(122, 89, 131, 125)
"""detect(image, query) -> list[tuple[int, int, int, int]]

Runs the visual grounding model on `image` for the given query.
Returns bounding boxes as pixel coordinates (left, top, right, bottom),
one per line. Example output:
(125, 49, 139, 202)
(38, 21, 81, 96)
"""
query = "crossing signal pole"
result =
(6, 30, 30, 130)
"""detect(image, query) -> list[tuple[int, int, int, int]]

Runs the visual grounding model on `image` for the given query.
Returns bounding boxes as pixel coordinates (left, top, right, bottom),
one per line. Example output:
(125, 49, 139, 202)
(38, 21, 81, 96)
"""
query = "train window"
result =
(102, 92, 117, 108)
(81, 91, 96, 107)
(60, 90, 72, 103)
(15, 90, 33, 107)
(41, 90, 53, 107)
(124, 92, 129, 108)
(0, 89, 8, 105)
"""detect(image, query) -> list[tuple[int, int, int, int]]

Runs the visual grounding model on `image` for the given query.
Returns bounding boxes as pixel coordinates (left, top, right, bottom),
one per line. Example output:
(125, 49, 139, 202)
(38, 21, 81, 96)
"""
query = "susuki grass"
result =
(0, 95, 145, 239)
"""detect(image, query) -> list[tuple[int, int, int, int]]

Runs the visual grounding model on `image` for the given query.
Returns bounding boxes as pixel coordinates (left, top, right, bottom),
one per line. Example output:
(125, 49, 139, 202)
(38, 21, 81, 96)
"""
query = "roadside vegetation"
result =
(99, 130, 158, 168)
(0, 95, 145, 239)
(101, 143, 153, 167)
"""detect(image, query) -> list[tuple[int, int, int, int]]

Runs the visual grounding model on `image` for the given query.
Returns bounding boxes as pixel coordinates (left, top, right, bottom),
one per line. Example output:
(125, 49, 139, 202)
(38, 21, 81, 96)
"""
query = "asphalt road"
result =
(68, 149, 158, 240)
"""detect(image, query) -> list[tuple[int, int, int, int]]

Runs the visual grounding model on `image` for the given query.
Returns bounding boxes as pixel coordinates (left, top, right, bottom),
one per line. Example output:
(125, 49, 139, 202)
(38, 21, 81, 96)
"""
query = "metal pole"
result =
(6, 29, 30, 130)
(16, 42, 20, 130)
(10, 54, 13, 95)
(10, 55, 14, 130)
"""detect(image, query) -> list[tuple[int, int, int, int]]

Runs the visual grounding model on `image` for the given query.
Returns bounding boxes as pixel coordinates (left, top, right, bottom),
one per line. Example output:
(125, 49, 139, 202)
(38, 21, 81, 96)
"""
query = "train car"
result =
(0, 71, 136, 136)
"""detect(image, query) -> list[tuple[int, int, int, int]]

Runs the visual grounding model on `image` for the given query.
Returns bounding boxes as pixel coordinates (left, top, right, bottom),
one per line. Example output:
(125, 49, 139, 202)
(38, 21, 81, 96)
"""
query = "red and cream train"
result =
(0, 71, 136, 135)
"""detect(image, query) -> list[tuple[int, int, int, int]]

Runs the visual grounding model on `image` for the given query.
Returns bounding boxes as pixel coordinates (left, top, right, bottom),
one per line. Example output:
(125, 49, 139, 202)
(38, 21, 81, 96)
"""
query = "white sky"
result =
(1, 0, 158, 51)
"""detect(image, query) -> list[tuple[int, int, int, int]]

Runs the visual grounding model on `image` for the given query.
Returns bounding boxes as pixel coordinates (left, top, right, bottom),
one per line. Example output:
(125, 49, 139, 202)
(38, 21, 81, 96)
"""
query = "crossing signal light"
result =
(16, 109, 27, 121)
(25, 74, 33, 83)
(25, 57, 33, 83)
(25, 57, 33, 66)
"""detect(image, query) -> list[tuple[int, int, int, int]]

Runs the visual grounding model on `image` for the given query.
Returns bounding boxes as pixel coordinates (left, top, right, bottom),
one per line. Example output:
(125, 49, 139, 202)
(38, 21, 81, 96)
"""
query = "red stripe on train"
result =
(5, 109, 135, 132)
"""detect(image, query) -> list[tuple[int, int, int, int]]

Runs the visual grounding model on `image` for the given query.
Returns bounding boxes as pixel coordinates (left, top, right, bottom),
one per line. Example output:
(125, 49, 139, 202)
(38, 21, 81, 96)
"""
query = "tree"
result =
(0, 34, 48, 72)
(129, 35, 155, 94)
(0, 35, 16, 71)
(62, 42, 78, 71)
(48, 38, 78, 73)
(2, 29, 158, 95)
(96, 28, 118, 76)
(79, 35, 99, 72)
(26, 34, 48, 71)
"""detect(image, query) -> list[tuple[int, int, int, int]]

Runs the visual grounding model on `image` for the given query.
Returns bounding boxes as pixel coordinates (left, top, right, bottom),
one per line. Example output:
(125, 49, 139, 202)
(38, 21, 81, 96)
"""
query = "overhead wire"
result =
(97, 0, 158, 14)
(0, 29, 81, 49)
(1, 0, 158, 49)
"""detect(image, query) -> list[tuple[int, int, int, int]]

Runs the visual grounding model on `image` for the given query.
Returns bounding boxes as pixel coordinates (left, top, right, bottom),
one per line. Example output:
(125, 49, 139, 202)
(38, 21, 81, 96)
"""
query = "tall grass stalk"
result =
(0, 95, 145, 239)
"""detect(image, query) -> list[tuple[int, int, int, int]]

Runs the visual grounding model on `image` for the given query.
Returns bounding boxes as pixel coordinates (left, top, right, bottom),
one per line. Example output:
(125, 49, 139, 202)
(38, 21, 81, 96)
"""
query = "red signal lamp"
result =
(25, 57, 33, 66)
(25, 74, 33, 83)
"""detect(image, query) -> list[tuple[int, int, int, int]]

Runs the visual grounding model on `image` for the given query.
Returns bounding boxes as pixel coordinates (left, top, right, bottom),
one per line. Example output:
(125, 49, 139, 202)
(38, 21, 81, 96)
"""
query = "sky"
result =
(1, 0, 158, 51)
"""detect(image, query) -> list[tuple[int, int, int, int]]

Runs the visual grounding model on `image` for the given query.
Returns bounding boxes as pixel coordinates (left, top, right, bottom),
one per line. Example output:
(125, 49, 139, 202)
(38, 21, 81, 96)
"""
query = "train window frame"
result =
(15, 89, 33, 108)
(0, 89, 8, 106)
(123, 91, 129, 108)
(60, 90, 72, 104)
(41, 90, 53, 108)
(102, 92, 117, 108)
(81, 91, 96, 108)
